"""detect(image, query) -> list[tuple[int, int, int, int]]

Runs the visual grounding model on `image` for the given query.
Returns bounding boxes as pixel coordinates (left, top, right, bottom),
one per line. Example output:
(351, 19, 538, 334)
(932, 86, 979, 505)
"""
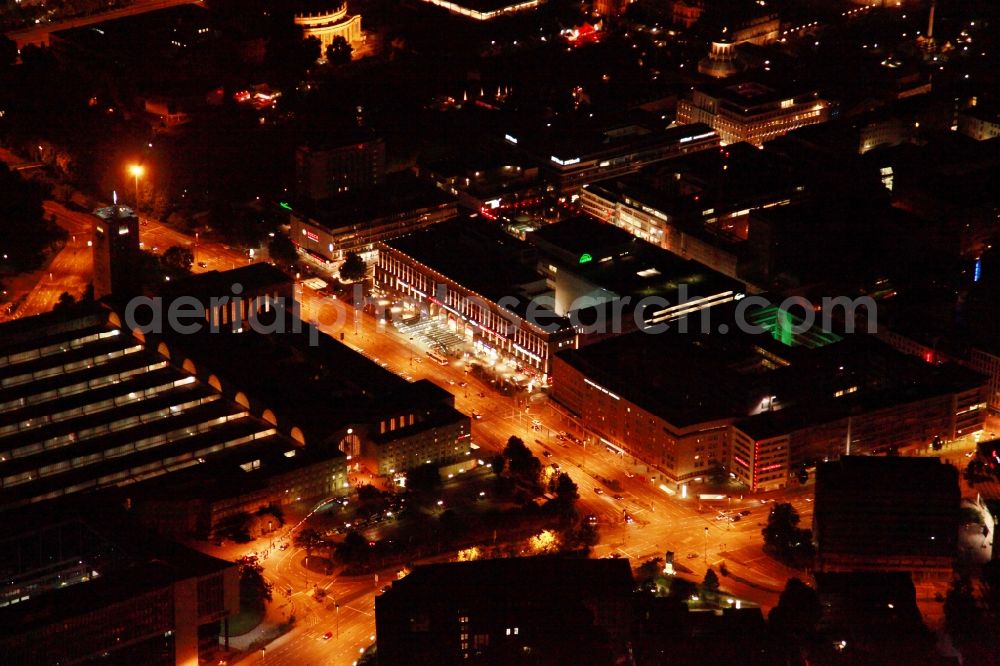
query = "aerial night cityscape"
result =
(0, 0, 997, 662)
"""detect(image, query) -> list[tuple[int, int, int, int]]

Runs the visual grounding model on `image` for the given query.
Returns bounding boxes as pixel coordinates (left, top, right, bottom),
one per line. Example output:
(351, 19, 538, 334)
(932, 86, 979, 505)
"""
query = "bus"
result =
(427, 351, 449, 366)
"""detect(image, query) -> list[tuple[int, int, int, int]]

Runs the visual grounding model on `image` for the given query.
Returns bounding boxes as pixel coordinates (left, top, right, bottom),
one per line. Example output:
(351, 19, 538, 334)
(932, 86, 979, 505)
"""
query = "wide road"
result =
(8, 0, 204, 48)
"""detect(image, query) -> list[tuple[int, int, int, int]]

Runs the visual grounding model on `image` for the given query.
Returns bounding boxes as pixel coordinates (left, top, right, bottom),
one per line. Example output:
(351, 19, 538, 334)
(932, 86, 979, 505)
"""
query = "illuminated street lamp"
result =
(128, 164, 144, 211)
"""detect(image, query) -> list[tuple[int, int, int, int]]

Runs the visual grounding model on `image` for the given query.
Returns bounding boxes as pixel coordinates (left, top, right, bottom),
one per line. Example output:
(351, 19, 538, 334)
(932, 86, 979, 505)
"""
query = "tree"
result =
(768, 578, 823, 640)
(53, 291, 77, 312)
(0, 164, 63, 272)
(554, 473, 579, 504)
(944, 576, 979, 649)
(762, 503, 801, 551)
(160, 245, 193, 280)
(701, 568, 720, 602)
(302, 36, 322, 65)
(236, 554, 273, 608)
(335, 529, 369, 564)
(561, 520, 599, 552)
(325, 36, 353, 64)
(503, 436, 542, 489)
(357, 484, 382, 503)
(269, 233, 298, 267)
(340, 251, 367, 283)
(294, 527, 324, 564)
(763, 503, 814, 566)
(490, 454, 506, 477)
(407, 462, 441, 493)
(0, 36, 17, 69)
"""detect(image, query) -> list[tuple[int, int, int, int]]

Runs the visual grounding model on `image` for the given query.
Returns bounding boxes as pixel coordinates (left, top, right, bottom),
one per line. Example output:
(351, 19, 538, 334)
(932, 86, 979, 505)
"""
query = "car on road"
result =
(716, 513, 729, 520)
(594, 487, 604, 495)
(687, 552, 698, 559)
(197, 261, 208, 268)
(613, 494, 624, 501)
(739, 510, 751, 516)
(542, 450, 552, 458)
(624, 513, 634, 524)
(471, 410, 482, 419)
(279, 543, 289, 551)
(624, 472, 635, 478)
(458, 381, 467, 387)
(586, 514, 598, 524)
(730, 515, 742, 522)
(322, 631, 333, 640)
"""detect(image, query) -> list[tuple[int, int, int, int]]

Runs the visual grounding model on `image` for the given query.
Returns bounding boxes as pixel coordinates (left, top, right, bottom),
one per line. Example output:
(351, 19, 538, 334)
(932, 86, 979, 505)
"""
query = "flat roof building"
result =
(505, 119, 720, 193)
(376, 557, 633, 665)
(288, 172, 458, 263)
(552, 313, 986, 489)
(0, 510, 239, 665)
(526, 216, 746, 338)
(376, 217, 577, 379)
(814, 456, 961, 580)
(677, 80, 829, 146)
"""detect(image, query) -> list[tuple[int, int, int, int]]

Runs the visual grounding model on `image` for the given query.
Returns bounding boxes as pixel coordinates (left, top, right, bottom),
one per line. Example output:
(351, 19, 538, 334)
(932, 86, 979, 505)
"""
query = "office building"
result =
(814, 456, 960, 580)
(288, 172, 457, 262)
(677, 81, 830, 146)
(376, 217, 578, 379)
(578, 142, 806, 282)
(526, 216, 745, 338)
(294, 132, 385, 201)
(958, 105, 1000, 141)
(376, 557, 633, 665)
(505, 120, 719, 193)
(0, 512, 239, 665)
(552, 312, 986, 490)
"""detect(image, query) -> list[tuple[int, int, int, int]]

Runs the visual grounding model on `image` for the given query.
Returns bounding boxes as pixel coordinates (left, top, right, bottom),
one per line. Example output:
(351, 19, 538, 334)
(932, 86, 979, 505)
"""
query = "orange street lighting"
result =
(128, 164, 144, 211)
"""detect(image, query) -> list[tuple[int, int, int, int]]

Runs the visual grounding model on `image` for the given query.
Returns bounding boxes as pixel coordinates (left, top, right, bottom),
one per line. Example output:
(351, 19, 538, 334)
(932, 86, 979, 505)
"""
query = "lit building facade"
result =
(578, 182, 745, 280)
(507, 122, 719, 193)
(552, 314, 987, 492)
(417, 0, 543, 21)
(294, 2, 363, 57)
(375, 218, 577, 379)
(677, 82, 829, 146)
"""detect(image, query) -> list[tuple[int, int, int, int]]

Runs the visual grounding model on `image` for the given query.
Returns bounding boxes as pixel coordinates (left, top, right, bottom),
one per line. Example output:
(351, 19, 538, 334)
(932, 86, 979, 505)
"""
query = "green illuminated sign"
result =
(279, 201, 293, 211)
(579, 253, 593, 264)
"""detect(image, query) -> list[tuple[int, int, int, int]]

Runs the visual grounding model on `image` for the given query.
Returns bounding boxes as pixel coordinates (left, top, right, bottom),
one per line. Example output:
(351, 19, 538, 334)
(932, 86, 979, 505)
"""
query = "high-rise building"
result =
(294, 133, 385, 201)
(92, 202, 141, 299)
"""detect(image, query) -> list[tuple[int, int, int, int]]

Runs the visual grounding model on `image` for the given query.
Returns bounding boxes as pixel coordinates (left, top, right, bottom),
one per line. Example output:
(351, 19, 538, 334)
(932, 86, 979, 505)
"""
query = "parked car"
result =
(322, 631, 333, 640)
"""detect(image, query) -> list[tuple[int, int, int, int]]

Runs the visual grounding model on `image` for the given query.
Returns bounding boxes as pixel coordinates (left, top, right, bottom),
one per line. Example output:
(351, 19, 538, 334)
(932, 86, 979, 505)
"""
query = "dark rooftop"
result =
(385, 556, 633, 600)
(383, 216, 544, 303)
(294, 171, 456, 231)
